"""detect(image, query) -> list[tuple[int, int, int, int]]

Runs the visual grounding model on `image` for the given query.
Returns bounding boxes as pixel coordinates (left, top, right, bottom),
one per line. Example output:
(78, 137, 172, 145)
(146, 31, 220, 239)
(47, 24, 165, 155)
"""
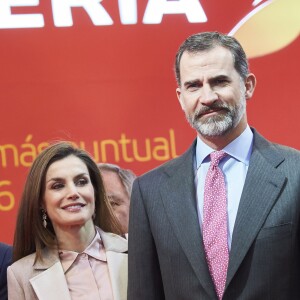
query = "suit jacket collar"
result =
(30, 229, 128, 300)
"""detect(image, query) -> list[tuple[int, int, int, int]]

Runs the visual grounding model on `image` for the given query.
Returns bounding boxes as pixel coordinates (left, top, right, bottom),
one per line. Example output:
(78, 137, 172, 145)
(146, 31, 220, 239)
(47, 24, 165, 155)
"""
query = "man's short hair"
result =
(98, 163, 136, 197)
(175, 31, 249, 86)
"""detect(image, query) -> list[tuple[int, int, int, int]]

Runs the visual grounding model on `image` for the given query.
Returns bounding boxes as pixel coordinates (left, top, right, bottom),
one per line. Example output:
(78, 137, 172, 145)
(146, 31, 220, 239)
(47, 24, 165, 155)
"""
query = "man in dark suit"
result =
(0, 243, 12, 300)
(128, 32, 300, 299)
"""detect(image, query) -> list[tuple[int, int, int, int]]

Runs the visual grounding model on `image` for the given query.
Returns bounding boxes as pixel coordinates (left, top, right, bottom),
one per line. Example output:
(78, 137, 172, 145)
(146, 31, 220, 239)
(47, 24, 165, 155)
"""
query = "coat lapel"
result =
(159, 141, 216, 298)
(100, 229, 128, 300)
(29, 232, 127, 300)
(226, 130, 287, 287)
(30, 249, 71, 300)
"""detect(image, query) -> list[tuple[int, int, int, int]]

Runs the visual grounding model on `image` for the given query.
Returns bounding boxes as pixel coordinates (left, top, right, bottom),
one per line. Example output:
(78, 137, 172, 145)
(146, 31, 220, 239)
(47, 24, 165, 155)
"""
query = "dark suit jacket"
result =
(0, 243, 12, 300)
(128, 129, 300, 300)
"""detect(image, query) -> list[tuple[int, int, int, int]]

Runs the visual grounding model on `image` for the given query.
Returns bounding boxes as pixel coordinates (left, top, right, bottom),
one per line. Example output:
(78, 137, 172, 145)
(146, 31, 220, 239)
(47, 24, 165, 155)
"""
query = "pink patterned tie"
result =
(203, 151, 228, 300)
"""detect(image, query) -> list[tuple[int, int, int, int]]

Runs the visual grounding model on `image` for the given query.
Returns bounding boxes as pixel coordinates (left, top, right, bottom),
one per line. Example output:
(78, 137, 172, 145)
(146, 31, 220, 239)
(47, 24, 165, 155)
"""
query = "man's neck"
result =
(198, 122, 248, 150)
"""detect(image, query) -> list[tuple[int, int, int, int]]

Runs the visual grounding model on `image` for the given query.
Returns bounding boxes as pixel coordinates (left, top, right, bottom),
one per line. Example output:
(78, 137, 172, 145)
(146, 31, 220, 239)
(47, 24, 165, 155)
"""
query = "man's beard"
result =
(186, 95, 246, 137)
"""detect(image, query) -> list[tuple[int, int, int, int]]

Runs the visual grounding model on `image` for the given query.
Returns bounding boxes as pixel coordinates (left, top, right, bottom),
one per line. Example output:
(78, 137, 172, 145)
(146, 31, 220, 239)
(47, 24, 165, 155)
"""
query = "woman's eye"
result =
(77, 178, 88, 186)
(51, 183, 64, 190)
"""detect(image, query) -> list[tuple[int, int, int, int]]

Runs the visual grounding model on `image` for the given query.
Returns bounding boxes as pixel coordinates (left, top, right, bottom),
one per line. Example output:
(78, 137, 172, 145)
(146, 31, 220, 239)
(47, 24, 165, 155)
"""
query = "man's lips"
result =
(198, 107, 227, 117)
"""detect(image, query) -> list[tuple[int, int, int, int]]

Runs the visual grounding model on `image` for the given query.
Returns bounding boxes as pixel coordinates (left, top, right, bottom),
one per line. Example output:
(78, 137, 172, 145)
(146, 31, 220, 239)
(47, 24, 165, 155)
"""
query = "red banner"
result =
(0, 0, 299, 243)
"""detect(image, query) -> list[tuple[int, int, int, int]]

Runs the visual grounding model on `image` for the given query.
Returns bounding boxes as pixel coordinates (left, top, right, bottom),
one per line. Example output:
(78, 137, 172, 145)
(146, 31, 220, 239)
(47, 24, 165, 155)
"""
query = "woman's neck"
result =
(54, 221, 96, 252)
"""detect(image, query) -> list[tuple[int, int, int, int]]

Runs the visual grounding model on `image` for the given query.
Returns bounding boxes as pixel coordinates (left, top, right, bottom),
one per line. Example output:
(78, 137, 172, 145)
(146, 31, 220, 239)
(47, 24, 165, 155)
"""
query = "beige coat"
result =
(7, 229, 128, 300)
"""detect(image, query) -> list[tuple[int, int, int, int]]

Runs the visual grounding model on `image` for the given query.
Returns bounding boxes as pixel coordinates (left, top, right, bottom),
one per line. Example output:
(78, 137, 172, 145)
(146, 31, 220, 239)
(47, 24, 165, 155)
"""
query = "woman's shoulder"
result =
(9, 252, 37, 272)
(8, 247, 59, 284)
(10, 247, 59, 271)
(7, 252, 39, 286)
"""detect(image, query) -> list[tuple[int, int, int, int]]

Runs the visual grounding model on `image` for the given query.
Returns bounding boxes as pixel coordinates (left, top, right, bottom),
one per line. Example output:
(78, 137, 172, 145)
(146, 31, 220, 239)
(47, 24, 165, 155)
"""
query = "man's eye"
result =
(215, 79, 228, 85)
(187, 84, 199, 90)
(110, 200, 120, 207)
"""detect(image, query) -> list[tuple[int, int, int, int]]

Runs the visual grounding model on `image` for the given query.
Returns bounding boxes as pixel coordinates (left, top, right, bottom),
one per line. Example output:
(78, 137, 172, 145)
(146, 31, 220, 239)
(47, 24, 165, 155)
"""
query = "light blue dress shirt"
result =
(195, 126, 253, 250)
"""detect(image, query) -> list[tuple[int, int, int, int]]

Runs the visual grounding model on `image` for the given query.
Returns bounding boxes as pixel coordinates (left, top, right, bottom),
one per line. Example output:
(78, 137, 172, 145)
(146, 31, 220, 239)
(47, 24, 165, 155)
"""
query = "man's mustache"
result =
(194, 102, 230, 119)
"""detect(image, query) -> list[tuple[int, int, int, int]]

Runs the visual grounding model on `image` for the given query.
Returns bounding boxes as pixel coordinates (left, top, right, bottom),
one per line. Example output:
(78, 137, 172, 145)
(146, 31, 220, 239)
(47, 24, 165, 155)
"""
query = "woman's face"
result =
(43, 155, 95, 233)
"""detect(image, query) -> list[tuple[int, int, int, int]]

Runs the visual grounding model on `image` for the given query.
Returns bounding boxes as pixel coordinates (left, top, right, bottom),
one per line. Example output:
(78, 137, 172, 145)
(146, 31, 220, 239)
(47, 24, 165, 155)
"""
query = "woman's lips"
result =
(61, 203, 86, 212)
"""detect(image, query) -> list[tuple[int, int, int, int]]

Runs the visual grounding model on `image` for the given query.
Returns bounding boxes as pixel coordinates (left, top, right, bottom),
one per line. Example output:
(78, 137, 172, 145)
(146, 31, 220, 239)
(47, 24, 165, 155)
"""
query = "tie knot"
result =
(210, 151, 227, 166)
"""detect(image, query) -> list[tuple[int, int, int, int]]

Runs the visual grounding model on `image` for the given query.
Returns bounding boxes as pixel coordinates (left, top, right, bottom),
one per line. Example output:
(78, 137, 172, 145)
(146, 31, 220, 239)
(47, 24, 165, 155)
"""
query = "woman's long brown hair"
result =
(13, 141, 122, 263)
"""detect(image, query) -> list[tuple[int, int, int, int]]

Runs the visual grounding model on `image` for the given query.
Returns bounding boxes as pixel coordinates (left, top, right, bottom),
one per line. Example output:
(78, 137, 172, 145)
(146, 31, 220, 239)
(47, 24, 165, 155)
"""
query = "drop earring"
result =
(42, 209, 47, 228)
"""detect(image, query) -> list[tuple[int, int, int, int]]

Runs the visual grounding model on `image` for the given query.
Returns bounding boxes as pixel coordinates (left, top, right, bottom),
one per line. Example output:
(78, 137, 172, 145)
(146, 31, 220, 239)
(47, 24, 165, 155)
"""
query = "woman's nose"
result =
(67, 184, 80, 200)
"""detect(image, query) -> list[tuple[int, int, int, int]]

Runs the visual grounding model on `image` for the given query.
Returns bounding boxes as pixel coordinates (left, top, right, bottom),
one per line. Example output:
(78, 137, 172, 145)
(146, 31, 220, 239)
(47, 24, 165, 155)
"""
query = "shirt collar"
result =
(195, 125, 253, 169)
(84, 230, 106, 261)
(59, 229, 106, 273)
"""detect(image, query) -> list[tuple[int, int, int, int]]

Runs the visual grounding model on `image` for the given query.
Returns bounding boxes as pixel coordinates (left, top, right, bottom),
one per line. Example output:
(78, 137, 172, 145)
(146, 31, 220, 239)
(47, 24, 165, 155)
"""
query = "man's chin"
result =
(193, 121, 233, 137)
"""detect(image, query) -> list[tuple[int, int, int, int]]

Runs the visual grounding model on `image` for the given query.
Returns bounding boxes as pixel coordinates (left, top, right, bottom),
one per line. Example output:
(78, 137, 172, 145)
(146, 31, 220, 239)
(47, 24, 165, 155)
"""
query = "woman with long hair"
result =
(7, 142, 127, 300)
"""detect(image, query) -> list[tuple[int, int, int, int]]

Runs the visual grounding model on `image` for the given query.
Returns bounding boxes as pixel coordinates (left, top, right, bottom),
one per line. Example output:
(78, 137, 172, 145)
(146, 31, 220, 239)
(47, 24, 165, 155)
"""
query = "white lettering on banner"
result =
(52, 0, 113, 27)
(143, 0, 207, 24)
(0, 0, 208, 29)
(0, 0, 44, 29)
(118, 0, 137, 24)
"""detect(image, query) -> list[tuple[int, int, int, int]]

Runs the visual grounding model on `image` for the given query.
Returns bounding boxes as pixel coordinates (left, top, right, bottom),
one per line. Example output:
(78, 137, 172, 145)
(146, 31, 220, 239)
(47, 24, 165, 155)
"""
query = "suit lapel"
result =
(100, 229, 128, 300)
(159, 141, 216, 298)
(30, 250, 71, 300)
(226, 130, 287, 287)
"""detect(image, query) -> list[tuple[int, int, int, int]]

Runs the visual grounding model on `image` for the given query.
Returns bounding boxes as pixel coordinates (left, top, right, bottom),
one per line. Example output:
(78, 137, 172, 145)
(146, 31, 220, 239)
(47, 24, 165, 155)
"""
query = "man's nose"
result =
(199, 84, 218, 105)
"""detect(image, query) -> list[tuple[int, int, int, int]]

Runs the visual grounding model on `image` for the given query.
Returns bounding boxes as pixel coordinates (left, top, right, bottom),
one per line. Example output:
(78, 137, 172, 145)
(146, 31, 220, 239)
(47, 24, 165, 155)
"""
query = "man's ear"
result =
(176, 87, 184, 109)
(245, 73, 256, 99)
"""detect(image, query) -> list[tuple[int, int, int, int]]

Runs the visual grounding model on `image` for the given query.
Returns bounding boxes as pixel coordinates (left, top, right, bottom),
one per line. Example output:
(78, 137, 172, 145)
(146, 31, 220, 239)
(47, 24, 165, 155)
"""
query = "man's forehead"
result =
(181, 47, 234, 66)
(180, 48, 236, 80)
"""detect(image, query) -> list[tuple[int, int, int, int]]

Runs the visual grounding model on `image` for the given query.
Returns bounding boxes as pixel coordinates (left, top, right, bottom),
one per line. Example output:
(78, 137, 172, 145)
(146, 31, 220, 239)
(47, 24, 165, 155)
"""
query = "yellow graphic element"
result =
(0, 180, 15, 211)
(229, 0, 300, 58)
(0, 129, 179, 168)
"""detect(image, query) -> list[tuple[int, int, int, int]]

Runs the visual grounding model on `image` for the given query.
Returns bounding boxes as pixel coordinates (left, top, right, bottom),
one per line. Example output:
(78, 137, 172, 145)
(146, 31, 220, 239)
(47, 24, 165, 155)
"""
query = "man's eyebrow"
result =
(183, 79, 200, 88)
(107, 195, 123, 203)
(209, 74, 231, 83)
